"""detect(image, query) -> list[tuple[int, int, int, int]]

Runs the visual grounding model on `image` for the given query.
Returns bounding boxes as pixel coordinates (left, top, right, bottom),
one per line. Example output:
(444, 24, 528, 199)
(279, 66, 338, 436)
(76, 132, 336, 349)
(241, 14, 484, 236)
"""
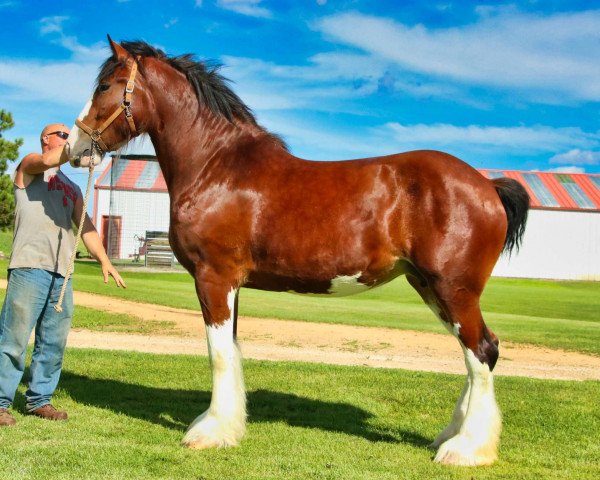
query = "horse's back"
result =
(240, 149, 506, 287)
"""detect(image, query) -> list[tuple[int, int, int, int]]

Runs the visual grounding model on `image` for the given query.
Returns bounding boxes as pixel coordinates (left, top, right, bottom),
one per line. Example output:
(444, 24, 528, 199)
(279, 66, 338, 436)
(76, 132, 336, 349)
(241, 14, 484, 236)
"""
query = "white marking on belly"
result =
(328, 272, 370, 296)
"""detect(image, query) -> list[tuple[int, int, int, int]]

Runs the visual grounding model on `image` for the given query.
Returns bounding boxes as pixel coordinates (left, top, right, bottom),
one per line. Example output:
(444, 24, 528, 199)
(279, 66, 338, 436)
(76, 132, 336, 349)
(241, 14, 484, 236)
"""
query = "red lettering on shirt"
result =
(48, 175, 78, 207)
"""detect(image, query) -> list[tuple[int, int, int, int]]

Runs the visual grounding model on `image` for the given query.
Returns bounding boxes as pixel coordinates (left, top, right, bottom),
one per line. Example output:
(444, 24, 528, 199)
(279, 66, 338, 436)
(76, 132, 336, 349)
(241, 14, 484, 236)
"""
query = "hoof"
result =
(181, 412, 244, 450)
(181, 436, 237, 450)
(434, 436, 497, 466)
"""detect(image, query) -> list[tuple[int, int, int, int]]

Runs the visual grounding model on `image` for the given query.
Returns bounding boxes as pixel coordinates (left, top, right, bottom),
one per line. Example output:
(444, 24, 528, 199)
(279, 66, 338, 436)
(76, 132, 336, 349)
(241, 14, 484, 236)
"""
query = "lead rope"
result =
(54, 143, 98, 313)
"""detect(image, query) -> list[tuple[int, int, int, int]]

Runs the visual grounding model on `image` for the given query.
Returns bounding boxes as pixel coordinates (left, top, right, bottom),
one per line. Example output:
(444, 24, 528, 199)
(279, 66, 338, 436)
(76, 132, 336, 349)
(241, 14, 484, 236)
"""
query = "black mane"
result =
(97, 40, 256, 125)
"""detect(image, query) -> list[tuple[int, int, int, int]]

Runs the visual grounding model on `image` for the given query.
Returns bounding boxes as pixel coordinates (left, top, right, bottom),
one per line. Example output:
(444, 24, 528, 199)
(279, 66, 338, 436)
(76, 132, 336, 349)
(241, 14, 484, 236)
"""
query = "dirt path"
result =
(2, 279, 598, 381)
(72, 289, 600, 381)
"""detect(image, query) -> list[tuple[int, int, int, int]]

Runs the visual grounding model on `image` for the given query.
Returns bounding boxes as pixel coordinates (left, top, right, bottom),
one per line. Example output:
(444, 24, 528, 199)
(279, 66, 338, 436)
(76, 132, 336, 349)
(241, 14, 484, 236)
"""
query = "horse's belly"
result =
(244, 273, 368, 296)
(311, 273, 371, 297)
(245, 260, 415, 297)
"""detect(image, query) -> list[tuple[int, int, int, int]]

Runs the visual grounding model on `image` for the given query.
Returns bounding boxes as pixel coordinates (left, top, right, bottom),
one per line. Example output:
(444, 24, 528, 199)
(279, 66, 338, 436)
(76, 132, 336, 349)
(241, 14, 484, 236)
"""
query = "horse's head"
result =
(66, 36, 148, 167)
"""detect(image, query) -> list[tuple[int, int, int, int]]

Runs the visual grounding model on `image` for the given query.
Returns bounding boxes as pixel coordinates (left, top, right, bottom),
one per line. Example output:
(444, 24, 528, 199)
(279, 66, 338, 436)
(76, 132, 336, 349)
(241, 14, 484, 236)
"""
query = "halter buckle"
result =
(90, 130, 102, 142)
(125, 80, 135, 93)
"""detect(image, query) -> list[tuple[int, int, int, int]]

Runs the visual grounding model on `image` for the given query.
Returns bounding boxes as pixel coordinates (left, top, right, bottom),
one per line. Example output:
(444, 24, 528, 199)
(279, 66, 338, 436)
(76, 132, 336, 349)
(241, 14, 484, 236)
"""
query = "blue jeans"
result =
(0, 268, 73, 411)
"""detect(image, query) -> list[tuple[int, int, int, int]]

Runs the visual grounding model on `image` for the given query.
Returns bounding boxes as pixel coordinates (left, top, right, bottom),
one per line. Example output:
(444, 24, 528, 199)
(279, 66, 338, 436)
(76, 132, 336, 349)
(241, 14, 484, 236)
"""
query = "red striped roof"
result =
(95, 155, 167, 193)
(97, 156, 600, 212)
(576, 175, 600, 206)
(481, 170, 600, 211)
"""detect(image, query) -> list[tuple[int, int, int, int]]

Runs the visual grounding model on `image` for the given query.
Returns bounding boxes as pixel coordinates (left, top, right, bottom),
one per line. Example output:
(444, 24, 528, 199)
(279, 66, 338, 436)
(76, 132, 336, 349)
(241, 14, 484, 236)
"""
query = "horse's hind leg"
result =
(430, 375, 471, 449)
(436, 319, 500, 466)
(407, 275, 501, 466)
(430, 320, 499, 454)
(182, 272, 246, 449)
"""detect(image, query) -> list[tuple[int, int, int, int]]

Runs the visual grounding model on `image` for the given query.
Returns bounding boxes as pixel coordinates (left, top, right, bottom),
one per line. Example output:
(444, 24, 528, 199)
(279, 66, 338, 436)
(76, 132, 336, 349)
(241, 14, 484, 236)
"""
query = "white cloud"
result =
(382, 123, 600, 153)
(549, 149, 600, 166)
(223, 53, 383, 88)
(255, 111, 600, 162)
(258, 113, 393, 159)
(0, 60, 97, 106)
(40, 16, 69, 34)
(39, 16, 109, 62)
(221, 54, 467, 115)
(216, 0, 272, 18)
(164, 17, 178, 28)
(545, 166, 586, 174)
(221, 55, 377, 112)
(0, 17, 110, 125)
(315, 9, 600, 102)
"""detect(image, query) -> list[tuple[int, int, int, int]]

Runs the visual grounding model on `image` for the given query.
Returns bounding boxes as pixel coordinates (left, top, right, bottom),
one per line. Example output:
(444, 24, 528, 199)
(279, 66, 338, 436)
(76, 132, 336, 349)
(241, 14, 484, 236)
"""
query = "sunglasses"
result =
(47, 131, 69, 140)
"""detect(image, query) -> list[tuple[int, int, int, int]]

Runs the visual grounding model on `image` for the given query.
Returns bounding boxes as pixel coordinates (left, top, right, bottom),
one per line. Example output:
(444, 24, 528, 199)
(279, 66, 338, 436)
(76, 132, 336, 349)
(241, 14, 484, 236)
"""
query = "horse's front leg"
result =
(182, 274, 246, 449)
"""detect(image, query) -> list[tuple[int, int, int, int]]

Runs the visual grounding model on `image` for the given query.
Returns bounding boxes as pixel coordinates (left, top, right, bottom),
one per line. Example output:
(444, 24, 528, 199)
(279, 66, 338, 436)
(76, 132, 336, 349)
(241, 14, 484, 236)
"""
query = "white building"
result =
(94, 156, 600, 280)
(487, 170, 600, 281)
(93, 155, 170, 263)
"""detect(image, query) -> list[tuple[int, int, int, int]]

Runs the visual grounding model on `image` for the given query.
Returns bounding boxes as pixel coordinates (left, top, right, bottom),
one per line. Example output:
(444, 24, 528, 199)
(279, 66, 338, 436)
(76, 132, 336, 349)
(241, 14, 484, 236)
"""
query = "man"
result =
(0, 123, 126, 426)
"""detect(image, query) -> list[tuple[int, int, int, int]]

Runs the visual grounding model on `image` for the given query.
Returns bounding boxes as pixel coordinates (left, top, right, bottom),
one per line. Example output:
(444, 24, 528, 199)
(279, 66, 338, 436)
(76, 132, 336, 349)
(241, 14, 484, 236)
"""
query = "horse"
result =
(65, 37, 529, 466)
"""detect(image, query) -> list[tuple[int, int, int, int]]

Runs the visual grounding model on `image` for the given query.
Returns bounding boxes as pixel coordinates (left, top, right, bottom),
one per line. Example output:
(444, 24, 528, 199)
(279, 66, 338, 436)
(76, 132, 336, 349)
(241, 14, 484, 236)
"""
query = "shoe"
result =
(27, 404, 68, 421)
(0, 407, 16, 426)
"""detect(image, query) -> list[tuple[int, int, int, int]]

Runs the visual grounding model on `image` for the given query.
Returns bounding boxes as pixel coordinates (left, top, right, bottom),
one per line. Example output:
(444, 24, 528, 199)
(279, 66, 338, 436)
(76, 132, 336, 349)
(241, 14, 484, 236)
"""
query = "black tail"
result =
(492, 178, 530, 255)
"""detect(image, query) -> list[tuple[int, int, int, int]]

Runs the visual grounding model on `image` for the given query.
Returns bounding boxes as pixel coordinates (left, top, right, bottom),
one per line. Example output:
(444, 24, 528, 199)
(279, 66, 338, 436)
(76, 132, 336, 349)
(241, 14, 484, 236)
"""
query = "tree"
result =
(0, 110, 24, 230)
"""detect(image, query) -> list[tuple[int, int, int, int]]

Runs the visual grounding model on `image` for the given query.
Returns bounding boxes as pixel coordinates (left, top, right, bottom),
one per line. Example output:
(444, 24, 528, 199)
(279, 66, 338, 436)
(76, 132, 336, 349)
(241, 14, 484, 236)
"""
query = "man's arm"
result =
(20, 144, 69, 175)
(73, 196, 127, 288)
(14, 145, 70, 189)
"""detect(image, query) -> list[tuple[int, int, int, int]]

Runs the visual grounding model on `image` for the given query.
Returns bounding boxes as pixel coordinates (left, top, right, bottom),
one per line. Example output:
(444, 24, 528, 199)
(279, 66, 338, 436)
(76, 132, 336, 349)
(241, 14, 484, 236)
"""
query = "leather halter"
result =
(75, 58, 139, 152)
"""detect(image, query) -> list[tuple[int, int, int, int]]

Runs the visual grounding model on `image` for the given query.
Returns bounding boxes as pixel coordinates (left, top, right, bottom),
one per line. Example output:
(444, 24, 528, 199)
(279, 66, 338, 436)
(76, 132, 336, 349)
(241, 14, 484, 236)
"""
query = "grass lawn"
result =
(1, 259, 599, 355)
(0, 229, 11, 256)
(70, 305, 177, 334)
(0, 348, 598, 480)
(0, 289, 176, 336)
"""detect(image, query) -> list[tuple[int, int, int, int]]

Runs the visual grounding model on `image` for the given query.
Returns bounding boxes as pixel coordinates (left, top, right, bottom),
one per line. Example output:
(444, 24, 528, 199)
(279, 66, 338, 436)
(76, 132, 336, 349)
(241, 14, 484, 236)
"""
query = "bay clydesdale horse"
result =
(65, 37, 529, 466)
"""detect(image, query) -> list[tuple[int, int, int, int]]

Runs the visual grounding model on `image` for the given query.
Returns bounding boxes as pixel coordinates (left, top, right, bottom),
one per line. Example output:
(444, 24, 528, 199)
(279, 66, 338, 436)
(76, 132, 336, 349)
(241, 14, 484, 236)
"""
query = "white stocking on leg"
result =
(182, 289, 246, 449)
(430, 376, 471, 449)
(434, 347, 501, 466)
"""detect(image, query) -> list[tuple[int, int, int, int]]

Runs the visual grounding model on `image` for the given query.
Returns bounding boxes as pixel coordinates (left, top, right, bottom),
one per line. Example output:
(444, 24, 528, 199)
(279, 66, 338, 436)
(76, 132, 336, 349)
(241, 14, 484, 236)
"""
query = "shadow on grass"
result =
(55, 371, 430, 447)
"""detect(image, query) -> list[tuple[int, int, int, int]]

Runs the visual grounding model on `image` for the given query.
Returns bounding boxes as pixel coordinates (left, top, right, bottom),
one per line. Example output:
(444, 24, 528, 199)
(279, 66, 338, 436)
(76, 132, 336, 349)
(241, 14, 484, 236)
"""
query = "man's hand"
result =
(80, 215, 127, 288)
(101, 261, 127, 288)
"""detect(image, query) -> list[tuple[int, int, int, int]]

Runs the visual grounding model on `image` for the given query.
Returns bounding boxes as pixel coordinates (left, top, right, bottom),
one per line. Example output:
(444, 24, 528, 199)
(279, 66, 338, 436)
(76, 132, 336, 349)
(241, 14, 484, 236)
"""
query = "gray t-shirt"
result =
(9, 167, 82, 277)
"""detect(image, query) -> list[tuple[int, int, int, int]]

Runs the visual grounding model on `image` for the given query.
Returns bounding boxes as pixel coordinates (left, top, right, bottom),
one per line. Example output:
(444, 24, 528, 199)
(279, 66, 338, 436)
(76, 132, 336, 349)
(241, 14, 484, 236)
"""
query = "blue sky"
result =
(1, 0, 600, 195)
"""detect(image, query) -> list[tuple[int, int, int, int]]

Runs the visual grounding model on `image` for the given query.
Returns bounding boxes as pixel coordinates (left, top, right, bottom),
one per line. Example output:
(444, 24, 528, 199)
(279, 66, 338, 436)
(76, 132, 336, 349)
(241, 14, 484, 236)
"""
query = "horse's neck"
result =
(143, 67, 281, 193)
(147, 100, 267, 193)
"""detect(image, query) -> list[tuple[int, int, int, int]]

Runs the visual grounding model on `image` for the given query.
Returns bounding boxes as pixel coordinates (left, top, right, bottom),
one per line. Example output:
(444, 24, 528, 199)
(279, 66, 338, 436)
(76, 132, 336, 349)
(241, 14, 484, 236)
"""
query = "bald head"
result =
(41, 123, 69, 139)
(40, 123, 70, 151)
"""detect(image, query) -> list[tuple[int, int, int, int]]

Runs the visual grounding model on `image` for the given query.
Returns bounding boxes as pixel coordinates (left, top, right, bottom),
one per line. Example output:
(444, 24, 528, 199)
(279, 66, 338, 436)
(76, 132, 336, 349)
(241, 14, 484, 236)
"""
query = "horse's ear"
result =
(107, 34, 128, 60)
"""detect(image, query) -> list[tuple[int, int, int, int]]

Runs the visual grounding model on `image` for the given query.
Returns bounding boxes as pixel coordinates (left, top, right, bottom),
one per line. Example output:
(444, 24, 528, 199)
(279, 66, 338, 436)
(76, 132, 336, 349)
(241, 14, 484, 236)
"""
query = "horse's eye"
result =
(98, 83, 110, 93)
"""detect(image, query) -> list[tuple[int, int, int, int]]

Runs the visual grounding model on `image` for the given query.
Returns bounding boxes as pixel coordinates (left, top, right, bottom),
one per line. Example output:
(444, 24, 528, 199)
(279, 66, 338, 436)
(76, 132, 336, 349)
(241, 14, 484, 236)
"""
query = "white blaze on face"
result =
(328, 272, 370, 296)
(66, 98, 92, 157)
(66, 97, 103, 168)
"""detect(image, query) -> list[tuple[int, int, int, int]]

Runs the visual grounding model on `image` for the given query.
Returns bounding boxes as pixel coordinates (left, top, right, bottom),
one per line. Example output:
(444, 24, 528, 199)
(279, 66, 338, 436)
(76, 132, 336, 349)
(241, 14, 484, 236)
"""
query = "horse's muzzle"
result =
(70, 149, 104, 168)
